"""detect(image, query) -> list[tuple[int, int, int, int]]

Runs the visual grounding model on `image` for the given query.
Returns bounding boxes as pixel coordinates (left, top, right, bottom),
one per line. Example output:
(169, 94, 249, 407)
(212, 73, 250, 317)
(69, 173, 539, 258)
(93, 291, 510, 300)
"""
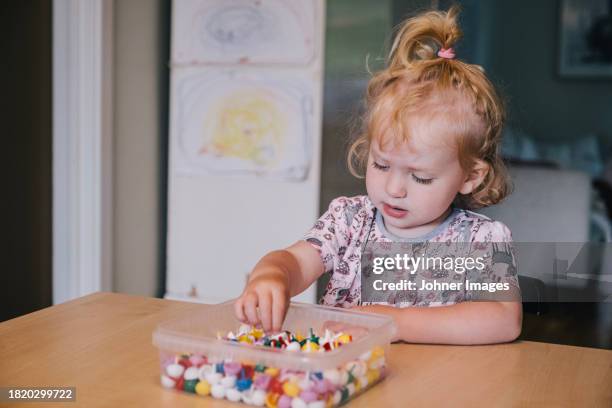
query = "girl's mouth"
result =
(383, 203, 408, 218)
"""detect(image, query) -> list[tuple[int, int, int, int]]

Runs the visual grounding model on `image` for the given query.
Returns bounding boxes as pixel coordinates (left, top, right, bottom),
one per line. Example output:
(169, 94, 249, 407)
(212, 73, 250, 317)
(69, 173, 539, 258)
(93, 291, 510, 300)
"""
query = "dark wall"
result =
(487, 0, 612, 146)
(0, 1, 52, 321)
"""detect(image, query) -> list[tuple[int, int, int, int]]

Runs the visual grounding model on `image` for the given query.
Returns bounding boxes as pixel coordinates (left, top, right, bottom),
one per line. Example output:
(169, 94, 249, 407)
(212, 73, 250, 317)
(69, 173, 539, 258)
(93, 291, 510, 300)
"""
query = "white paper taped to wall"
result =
(171, 67, 314, 180)
(172, 0, 318, 65)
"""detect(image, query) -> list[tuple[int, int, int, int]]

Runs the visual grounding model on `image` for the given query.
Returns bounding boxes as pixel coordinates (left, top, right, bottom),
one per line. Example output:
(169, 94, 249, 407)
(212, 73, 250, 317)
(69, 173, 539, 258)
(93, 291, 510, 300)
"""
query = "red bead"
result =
(243, 365, 255, 379)
(269, 378, 284, 394)
(178, 358, 192, 369)
(175, 377, 184, 390)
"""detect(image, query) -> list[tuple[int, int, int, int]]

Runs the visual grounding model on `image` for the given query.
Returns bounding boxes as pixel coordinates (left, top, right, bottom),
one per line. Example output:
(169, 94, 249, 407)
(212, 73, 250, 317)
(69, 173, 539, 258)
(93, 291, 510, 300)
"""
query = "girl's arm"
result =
(234, 241, 324, 332)
(357, 302, 522, 344)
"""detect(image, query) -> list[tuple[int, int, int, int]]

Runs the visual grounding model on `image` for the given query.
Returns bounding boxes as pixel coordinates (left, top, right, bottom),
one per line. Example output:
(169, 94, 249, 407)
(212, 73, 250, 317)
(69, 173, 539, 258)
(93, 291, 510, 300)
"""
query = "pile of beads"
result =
(219, 324, 354, 353)
(159, 326, 387, 407)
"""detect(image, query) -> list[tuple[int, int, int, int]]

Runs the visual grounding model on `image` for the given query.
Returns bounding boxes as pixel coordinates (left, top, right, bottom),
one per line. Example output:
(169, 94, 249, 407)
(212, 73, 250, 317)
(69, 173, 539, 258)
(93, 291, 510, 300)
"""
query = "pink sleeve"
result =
(302, 197, 353, 274)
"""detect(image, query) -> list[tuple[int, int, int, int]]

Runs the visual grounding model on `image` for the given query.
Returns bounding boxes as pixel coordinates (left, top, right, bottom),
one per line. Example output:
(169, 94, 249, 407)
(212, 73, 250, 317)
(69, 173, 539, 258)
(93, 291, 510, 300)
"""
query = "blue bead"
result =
(313, 372, 323, 380)
(236, 378, 252, 391)
(216, 363, 225, 374)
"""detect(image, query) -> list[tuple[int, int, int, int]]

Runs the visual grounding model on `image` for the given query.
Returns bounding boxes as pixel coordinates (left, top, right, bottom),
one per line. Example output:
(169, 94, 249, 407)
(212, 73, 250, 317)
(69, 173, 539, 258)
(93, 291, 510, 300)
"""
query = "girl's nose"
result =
(385, 172, 407, 198)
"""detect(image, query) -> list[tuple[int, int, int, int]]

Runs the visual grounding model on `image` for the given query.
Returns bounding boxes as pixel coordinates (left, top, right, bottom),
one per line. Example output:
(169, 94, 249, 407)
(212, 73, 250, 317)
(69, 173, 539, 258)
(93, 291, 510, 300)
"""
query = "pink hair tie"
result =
(437, 47, 455, 59)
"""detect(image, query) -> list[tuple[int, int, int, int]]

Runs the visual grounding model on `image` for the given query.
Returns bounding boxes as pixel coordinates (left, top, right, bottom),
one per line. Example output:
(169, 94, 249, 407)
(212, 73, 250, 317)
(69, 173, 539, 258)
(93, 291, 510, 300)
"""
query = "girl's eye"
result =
(412, 174, 433, 185)
(372, 162, 389, 171)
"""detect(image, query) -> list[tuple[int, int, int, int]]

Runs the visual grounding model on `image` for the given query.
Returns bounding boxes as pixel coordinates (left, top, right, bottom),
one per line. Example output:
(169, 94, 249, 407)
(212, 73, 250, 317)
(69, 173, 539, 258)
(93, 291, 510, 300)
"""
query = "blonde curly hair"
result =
(347, 5, 511, 209)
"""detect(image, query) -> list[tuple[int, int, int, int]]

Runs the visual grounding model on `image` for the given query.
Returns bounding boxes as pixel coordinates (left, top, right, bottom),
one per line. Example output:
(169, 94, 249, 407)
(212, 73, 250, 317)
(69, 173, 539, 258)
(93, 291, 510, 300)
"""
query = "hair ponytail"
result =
(348, 5, 511, 209)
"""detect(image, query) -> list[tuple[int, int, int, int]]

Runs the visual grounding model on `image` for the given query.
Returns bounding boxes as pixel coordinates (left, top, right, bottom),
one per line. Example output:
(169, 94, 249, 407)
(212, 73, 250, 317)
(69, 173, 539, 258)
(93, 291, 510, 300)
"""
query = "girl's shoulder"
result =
(324, 195, 374, 225)
(451, 208, 513, 242)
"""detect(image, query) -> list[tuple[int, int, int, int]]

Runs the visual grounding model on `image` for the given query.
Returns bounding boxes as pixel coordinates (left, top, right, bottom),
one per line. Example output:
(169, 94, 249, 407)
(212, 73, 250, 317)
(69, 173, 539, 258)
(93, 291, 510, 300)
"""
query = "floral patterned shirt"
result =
(303, 196, 520, 307)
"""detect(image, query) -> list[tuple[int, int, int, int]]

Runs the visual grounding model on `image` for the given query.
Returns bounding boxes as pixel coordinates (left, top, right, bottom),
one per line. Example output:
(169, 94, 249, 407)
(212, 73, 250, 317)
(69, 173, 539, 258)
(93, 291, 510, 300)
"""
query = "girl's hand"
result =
(234, 266, 290, 333)
(233, 242, 325, 333)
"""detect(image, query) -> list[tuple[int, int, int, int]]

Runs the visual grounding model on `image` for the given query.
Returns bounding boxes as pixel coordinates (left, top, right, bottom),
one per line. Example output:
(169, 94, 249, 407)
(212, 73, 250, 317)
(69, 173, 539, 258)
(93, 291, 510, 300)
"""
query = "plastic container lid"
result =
(153, 301, 397, 371)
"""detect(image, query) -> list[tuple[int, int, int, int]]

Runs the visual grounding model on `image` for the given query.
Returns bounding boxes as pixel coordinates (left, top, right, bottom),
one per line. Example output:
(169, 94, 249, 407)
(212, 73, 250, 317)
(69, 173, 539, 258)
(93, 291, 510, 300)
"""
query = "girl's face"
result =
(366, 132, 474, 239)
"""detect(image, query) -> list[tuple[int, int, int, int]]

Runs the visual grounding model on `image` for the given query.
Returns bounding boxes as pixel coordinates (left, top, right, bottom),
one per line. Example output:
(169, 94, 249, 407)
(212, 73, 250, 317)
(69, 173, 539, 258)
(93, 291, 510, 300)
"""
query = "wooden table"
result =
(0, 292, 610, 407)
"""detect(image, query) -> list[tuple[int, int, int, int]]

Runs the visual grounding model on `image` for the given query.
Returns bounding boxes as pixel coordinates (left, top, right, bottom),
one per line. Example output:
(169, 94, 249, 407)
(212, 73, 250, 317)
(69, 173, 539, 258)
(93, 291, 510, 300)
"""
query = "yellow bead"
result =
(366, 369, 380, 384)
(295, 333, 305, 342)
(265, 392, 279, 408)
(195, 380, 211, 396)
(326, 394, 334, 408)
(354, 378, 362, 392)
(337, 334, 352, 344)
(282, 381, 300, 397)
(371, 346, 385, 359)
(265, 367, 280, 377)
(301, 341, 319, 352)
(252, 328, 264, 339)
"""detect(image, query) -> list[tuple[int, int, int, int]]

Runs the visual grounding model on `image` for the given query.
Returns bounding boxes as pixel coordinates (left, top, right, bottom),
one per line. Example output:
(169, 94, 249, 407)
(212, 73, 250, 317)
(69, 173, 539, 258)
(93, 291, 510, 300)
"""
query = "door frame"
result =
(52, 0, 114, 304)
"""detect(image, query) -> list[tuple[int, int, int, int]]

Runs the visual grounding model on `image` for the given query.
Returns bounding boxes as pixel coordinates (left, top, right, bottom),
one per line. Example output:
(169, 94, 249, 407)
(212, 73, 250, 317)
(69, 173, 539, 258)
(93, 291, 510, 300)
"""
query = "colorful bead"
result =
(226, 388, 242, 402)
(254, 373, 272, 391)
(290, 397, 307, 408)
(183, 379, 198, 393)
(160, 326, 387, 407)
(265, 367, 280, 377)
(160, 374, 175, 389)
(236, 377, 252, 391)
(251, 389, 267, 406)
(265, 392, 280, 408)
(282, 381, 300, 397)
(195, 380, 211, 396)
(299, 390, 318, 403)
(278, 394, 292, 408)
(224, 361, 242, 376)
(286, 341, 301, 351)
(183, 366, 199, 381)
(211, 383, 225, 399)
(165, 363, 184, 379)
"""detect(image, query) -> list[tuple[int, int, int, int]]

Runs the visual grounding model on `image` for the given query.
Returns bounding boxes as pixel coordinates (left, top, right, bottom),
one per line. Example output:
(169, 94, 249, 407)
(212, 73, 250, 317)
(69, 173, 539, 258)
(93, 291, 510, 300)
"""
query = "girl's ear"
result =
(459, 159, 489, 195)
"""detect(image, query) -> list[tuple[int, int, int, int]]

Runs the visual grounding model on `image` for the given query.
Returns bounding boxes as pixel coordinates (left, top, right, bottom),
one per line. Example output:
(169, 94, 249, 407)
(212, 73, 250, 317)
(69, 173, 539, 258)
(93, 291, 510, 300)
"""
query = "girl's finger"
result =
(234, 297, 247, 323)
(258, 291, 273, 332)
(272, 290, 287, 332)
(243, 292, 260, 326)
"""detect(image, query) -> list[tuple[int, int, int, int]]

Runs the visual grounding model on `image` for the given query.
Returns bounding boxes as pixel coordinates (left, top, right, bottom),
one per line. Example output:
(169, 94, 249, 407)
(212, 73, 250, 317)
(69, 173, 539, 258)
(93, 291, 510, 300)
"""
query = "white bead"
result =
(211, 384, 226, 399)
(333, 390, 342, 405)
(291, 397, 307, 408)
(221, 375, 237, 388)
(241, 390, 253, 404)
(198, 364, 215, 381)
(205, 372, 222, 385)
(183, 366, 198, 381)
(286, 341, 301, 351)
(308, 401, 325, 408)
(160, 374, 175, 388)
(323, 369, 341, 385)
(251, 389, 266, 406)
(347, 383, 356, 396)
(298, 378, 314, 390)
(165, 363, 184, 378)
(226, 388, 242, 402)
(340, 371, 349, 385)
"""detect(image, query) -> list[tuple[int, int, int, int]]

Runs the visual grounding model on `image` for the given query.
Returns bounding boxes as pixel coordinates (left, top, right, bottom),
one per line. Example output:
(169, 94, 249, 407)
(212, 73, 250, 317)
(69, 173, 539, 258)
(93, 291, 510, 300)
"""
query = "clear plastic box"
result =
(153, 301, 397, 407)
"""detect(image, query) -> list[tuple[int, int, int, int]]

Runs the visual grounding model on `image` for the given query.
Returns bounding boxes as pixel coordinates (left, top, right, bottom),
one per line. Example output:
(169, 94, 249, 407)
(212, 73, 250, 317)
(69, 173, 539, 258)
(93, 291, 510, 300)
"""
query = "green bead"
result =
(255, 364, 266, 372)
(341, 387, 349, 402)
(184, 379, 198, 393)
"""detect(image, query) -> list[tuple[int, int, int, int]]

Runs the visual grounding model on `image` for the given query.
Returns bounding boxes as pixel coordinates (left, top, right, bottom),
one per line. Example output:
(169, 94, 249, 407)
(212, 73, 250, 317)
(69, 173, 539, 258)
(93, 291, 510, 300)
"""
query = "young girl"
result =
(234, 6, 521, 344)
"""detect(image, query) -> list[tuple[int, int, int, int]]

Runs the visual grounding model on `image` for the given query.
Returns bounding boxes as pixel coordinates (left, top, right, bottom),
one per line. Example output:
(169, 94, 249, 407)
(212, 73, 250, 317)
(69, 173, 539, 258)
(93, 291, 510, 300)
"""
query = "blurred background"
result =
(2, 0, 611, 349)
